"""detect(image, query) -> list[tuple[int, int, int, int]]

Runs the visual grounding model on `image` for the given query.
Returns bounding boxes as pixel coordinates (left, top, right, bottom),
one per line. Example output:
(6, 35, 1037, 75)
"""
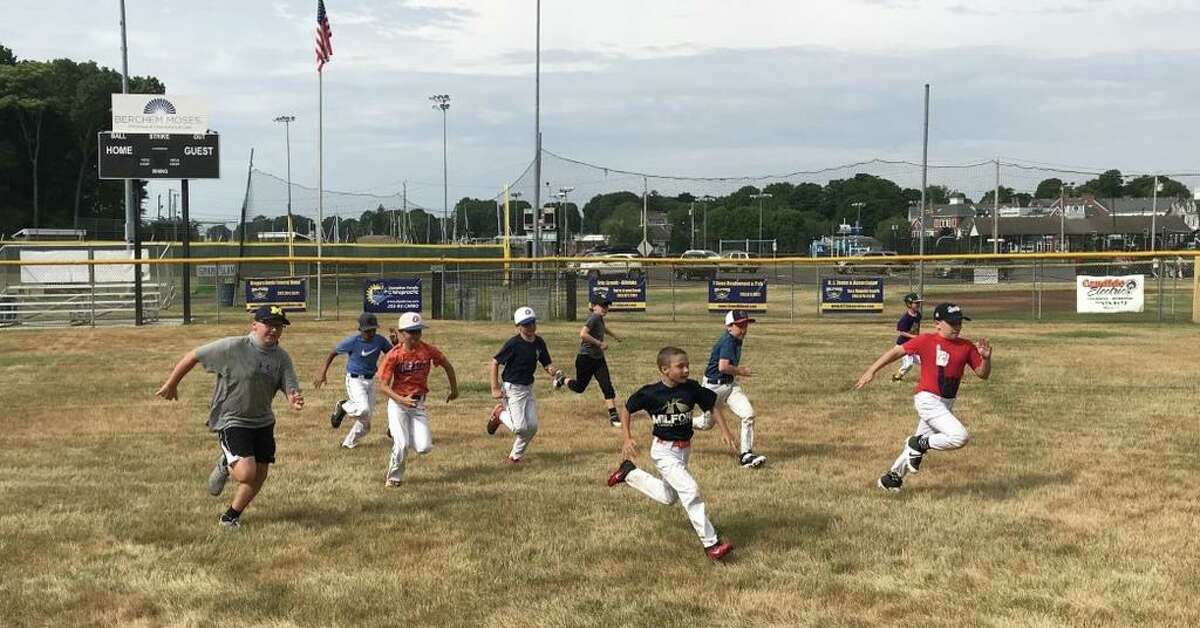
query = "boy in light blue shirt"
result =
(314, 312, 394, 448)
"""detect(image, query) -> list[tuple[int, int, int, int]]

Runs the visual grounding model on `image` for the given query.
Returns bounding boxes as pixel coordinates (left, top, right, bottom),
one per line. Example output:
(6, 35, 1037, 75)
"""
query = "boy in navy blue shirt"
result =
(892, 293, 923, 381)
(486, 306, 561, 463)
(699, 310, 766, 468)
(314, 312, 394, 449)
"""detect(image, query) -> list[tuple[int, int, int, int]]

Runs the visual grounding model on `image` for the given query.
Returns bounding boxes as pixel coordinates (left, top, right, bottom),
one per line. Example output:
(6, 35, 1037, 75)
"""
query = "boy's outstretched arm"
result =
(157, 350, 199, 400)
(855, 345, 907, 389)
(442, 359, 460, 402)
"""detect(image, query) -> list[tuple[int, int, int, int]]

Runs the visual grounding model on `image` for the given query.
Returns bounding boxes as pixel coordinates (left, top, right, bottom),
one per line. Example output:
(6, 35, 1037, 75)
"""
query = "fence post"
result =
(1157, 257, 1164, 323)
(565, 268, 577, 321)
(335, 262, 340, 321)
(670, 263, 676, 322)
(1192, 258, 1200, 323)
(89, 252, 96, 328)
(789, 262, 795, 323)
(431, 266, 444, 320)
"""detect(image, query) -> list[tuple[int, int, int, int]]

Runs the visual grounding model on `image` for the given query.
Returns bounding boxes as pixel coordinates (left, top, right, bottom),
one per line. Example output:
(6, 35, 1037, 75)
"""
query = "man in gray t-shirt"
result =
(157, 305, 303, 528)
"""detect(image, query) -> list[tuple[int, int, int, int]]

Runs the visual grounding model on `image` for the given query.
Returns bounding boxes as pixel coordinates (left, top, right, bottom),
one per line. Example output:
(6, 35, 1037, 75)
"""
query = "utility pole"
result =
(993, 158, 1000, 254)
(1151, 174, 1159, 251)
(689, 201, 695, 250)
(750, 192, 773, 256)
(919, 83, 929, 296)
(274, 115, 296, 274)
(533, 0, 542, 257)
(558, 186, 574, 255)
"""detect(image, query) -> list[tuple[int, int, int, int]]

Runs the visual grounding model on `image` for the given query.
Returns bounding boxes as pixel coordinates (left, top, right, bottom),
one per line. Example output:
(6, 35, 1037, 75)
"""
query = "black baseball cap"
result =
(933, 303, 971, 322)
(903, 292, 923, 304)
(589, 289, 614, 306)
(253, 305, 291, 326)
(357, 312, 379, 331)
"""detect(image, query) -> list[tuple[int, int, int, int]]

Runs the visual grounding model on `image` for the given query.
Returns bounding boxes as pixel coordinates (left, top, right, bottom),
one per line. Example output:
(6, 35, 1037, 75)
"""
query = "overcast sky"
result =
(5, 0, 1200, 222)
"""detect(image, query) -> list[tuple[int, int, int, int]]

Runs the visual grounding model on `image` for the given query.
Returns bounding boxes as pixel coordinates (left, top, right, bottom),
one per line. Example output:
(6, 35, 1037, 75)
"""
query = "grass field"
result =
(1, 298, 1197, 627)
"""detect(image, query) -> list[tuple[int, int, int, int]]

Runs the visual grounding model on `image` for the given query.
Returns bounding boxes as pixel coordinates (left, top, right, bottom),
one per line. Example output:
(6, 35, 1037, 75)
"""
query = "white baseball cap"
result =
(513, 306, 537, 326)
(398, 311, 426, 331)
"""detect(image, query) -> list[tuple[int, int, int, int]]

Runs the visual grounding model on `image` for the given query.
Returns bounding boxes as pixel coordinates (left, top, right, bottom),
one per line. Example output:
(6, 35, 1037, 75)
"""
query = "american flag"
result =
(315, 0, 333, 71)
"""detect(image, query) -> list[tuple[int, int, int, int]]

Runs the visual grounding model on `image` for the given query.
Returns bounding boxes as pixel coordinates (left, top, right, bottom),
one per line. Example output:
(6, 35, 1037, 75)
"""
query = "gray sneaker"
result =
(207, 454, 229, 496)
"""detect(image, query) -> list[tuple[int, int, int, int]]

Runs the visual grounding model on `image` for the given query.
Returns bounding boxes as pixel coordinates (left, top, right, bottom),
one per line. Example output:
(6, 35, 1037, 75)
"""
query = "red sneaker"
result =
(606, 459, 636, 487)
(705, 540, 734, 561)
(486, 403, 503, 435)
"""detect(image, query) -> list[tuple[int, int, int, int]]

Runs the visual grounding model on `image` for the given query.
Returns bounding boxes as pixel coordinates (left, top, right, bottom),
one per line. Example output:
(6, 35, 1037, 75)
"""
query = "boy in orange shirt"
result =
(376, 311, 459, 486)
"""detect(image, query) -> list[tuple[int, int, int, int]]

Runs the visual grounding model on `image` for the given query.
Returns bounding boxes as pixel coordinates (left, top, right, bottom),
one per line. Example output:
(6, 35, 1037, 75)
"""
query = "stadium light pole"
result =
(750, 192, 772, 255)
(430, 94, 451, 243)
(698, 195, 715, 250)
(273, 115, 296, 274)
(558, 186, 574, 255)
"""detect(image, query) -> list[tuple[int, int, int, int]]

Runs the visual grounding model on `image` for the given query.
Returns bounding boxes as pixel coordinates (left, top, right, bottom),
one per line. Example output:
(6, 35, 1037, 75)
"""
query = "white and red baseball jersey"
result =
(901, 334, 983, 399)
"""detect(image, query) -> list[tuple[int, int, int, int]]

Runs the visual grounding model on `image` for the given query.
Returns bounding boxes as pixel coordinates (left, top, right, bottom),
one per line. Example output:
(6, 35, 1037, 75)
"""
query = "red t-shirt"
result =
(901, 333, 982, 399)
(378, 341, 447, 397)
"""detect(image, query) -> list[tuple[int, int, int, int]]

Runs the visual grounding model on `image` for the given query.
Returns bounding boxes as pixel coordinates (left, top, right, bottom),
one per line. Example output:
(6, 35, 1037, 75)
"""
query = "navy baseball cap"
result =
(253, 305, 291, 326)
(589, 289, 614, 306)
(933, 303, 970, 322)
(725, 310, 756, 325)
(903, 292, 923, 304)
(357, 312, 379, 331)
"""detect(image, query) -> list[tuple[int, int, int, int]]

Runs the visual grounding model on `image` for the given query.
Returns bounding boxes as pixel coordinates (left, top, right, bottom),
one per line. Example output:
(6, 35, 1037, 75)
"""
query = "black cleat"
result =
(739, 451, 767, 468)
(877, 471, 903, 493)
(330, 400, 348, 429)
(904, 435, 928, 473)
(607, 459, 637, 487)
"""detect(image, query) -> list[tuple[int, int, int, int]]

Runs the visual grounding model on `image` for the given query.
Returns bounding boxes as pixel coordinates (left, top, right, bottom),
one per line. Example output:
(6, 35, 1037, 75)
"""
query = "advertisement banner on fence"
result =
(820, 277, 884, 314)
(589, 275, 646, 312)
(245, 278, 307, 311)
(1076, 275, 1144, 313)
(363, 278, 422, 314)
(707, 277, 768, 312)
(974, 267, 1000, 285)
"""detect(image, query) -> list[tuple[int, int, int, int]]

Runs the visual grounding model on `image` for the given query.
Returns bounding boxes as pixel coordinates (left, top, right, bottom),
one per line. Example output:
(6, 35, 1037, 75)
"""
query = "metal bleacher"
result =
(0, 282, 165, 327)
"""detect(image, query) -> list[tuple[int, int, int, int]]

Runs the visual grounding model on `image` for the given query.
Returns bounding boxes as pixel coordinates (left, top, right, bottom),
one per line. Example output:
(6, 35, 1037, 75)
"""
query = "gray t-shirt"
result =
(196, 334, 300, 431)
(578, 313, 606, 358)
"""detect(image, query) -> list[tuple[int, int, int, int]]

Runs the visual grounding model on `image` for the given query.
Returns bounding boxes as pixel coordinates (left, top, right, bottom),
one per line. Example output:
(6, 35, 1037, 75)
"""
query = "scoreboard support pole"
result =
(182, 179, 192, 324)
(133, 201, 143, 326)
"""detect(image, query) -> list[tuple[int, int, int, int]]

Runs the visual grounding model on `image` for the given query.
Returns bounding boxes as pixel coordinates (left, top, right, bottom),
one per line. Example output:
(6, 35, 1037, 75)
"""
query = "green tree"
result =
(0, 45, 15, 65)
(582, 191, 639, 234)
(600, 202, 643, 247)
(1034, 178, 1063, 198)
(1078, 169, 1124, 198)
(1124, 175, 1190, 199)
(0, 60, 55, 226)
(978, 186, 1015, 205)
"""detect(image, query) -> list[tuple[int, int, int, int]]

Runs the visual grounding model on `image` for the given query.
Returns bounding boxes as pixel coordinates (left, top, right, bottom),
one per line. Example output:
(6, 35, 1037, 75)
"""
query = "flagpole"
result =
(317, 69, 324, 319)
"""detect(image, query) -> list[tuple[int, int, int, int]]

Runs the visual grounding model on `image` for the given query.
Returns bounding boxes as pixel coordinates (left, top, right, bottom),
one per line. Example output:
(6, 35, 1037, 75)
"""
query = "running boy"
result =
(313, 312, 394, 448)
(554, 289, 622, 426)
(606, 346, 738, 560)
(854, 302, 993, 493)
(156, 305, 304, 528)
(891, 292, 923, 381)
(699, 310, 766, 468)
(487, 306, 561, 464)
(376, 312, 458, 486)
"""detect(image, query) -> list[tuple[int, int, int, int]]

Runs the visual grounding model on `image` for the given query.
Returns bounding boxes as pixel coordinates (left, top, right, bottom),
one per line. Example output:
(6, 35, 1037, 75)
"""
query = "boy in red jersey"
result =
(377, 312, 459, 486)
(854, 303, 992, 492)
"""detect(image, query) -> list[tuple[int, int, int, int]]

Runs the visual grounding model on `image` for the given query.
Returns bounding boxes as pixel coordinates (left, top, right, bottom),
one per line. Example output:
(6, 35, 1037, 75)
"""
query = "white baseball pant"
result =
(499, 382, 538, 460)
(890, 391, 970, 478)
(700, 381, 756, 453)
(386, 398, 432, 483)
(623, 439, 718, 547)
(340, 374, 376, 448)
(897, 353, 921, 377)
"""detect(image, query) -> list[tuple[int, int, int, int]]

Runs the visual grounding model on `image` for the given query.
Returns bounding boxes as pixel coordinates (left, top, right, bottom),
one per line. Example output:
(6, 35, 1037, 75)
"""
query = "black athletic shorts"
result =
(219, 425, 276, 465)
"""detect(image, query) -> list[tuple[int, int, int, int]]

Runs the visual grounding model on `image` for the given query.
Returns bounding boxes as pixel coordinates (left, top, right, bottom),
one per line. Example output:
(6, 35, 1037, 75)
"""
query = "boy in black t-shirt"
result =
(486, 306, 561, 463)
(606, 346, 738, 560)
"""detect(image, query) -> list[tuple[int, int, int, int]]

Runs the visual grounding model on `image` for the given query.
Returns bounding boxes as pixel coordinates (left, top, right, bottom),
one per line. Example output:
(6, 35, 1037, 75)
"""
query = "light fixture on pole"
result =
(850, 201, 866, 233)
(273, 115, 296, 274)
(430, 94, 451, 243)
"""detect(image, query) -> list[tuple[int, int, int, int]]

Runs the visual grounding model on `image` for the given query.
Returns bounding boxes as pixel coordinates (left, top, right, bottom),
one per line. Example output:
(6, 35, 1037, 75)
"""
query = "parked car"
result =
(720, 250, 760, 274)
(574, 252, 643, 280)
(935, 258, 1014, 281)
(675, 249, 721, 280)
(835, 251, 905, 275)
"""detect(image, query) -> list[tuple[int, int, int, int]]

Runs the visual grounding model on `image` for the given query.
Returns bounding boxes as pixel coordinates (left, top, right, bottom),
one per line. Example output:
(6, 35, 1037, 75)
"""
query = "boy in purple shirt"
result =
(892, 293, 923, 381)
